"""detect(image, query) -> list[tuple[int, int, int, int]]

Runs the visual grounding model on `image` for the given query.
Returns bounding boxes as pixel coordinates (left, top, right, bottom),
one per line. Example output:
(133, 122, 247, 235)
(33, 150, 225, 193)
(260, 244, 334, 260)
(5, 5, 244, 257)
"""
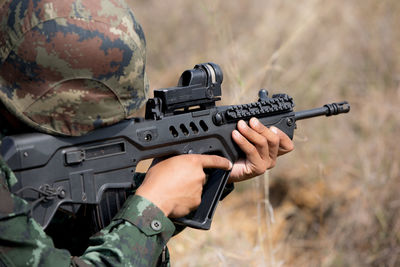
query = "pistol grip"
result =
(173, 169, 231, 230)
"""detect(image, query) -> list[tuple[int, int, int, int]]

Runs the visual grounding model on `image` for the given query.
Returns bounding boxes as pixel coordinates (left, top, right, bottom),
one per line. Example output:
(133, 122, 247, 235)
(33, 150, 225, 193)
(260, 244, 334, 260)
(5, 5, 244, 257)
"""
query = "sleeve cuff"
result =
(112, 195, 175, 241)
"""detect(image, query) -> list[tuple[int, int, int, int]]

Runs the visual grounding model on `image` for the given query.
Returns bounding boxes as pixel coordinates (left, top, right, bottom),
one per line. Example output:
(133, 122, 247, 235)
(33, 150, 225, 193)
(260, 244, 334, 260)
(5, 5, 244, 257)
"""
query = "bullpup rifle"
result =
(0, 63, 350, 230)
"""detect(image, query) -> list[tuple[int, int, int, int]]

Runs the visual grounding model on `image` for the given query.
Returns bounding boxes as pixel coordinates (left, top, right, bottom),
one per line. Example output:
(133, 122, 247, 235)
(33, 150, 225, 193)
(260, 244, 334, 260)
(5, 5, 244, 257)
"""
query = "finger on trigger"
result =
(199, 154, 233, 170)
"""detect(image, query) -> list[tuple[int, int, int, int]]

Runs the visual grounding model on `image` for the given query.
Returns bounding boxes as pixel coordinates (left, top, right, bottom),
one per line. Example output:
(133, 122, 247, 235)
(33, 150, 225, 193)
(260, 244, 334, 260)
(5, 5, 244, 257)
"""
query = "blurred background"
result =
(131, 0, 400, 266)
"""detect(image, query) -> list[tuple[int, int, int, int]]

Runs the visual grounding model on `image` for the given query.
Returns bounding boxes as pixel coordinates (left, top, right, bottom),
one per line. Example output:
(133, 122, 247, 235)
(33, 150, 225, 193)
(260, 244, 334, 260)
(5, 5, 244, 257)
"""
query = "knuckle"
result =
(256, 123, 267, 133)
(188, 154, 201, 166)
(201, 174, 207, 183)
(214, 156, 229, 169)
(248, 145, 257, 155)
(194, 196, 202, 207)
(287, 142, 295, 152)
(259, 137, 268, 148)
(188, 154, 197, 162)
(196, 173, 206, 183)
(269, 134, 280, 146)
(183, 207, 192, 214)
(257, 163, 267, 174)
(212, 155, 223, 163)
(268, 160, 276, 169)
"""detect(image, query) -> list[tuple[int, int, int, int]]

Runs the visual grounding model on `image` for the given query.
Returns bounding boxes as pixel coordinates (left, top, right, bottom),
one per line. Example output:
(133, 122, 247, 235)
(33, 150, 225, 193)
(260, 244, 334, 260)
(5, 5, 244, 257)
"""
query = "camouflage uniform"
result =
(0, 0, 175, 266)
(0, 156, 174, 266)
(0, 0, 148, 136)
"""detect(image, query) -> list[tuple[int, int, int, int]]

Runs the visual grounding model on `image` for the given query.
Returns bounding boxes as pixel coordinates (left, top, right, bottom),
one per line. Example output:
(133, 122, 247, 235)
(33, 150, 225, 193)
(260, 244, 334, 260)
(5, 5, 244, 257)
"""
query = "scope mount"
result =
(145, 63, 223, 120)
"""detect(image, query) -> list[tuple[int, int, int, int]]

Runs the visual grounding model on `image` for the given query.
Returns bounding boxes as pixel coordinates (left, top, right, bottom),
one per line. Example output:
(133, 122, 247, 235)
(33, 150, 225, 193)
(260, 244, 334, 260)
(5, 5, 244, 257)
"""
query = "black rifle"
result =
(0, 63, 350, 230)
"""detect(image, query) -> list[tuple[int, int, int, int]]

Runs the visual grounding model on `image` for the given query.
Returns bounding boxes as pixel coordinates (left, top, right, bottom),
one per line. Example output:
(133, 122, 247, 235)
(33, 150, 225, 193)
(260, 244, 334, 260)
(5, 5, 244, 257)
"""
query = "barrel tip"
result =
(323, 101, 351, 116)
(338, 101, 351, 113)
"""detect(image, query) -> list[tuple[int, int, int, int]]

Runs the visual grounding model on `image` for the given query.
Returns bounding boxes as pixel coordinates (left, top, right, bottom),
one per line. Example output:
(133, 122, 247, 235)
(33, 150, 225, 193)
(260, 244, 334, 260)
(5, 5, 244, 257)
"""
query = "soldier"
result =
(0, 0, 293, 266)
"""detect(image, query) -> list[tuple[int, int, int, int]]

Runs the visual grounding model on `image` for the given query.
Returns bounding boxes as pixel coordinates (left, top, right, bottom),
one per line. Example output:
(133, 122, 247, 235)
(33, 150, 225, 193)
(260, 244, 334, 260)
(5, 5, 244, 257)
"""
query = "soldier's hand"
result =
(228, 118, 294, 183)
(135, 154, 232, 218)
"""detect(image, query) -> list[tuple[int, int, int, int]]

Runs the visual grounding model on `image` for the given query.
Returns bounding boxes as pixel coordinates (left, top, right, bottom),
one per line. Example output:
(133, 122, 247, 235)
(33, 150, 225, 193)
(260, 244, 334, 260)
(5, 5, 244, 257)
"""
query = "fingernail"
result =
(270, 127, 278, 134)
(238, 120, 246, 128)
(251, 117, 259, 127)
(233, 129, 241, 137)
(228, 161, 233, 169)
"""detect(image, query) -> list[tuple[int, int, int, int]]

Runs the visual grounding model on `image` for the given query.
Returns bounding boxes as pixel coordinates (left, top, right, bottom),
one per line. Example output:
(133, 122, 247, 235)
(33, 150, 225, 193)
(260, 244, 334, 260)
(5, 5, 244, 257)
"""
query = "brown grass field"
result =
(131, 0, 400, 266)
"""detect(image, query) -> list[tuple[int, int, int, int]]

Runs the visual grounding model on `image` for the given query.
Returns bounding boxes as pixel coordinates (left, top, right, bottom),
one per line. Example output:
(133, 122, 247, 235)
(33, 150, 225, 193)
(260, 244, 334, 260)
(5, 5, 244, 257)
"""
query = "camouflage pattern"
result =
(0, 156, 175, 267)
(0, 0, 149, 136)
(83, 195, 174, 266)
(0, 1, 176, 265)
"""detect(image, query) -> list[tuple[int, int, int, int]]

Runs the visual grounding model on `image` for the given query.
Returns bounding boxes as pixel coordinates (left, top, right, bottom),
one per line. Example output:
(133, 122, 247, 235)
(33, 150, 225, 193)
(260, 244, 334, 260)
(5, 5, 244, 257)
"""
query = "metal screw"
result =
(58, 188, 66, 199)
(205, 88, 214, 99)
(145, 134, 152, 141)
(213, 112, 223, 126)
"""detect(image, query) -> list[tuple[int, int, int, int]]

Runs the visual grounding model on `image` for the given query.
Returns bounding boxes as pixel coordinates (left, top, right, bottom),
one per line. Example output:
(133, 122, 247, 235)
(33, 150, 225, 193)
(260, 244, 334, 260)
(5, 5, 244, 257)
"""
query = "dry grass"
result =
(130, 0, 400, 266)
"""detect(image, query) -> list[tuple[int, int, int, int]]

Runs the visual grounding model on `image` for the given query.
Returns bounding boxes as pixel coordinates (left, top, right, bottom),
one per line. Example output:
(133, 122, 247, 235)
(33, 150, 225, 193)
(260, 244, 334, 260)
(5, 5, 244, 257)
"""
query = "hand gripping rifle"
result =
(0, 63, 350, 230)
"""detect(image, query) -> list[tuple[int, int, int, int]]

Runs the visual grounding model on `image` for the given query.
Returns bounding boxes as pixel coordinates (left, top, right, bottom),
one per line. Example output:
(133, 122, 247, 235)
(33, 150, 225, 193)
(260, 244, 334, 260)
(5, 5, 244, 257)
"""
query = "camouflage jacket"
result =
(0, 155, 175, 267)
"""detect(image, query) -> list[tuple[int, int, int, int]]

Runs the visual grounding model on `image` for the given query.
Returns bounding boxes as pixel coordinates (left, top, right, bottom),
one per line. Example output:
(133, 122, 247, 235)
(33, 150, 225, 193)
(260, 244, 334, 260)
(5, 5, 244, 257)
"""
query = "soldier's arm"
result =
(76, 195, 175, 266)
(0, 157, 175, 267)
(0, 153, 230, 266)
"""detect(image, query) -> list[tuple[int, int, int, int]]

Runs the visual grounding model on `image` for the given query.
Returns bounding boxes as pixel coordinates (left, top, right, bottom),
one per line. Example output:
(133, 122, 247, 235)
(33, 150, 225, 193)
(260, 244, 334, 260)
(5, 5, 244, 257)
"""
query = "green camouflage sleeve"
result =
(77, 195, 175, 266)
(0, 158, 175, 267)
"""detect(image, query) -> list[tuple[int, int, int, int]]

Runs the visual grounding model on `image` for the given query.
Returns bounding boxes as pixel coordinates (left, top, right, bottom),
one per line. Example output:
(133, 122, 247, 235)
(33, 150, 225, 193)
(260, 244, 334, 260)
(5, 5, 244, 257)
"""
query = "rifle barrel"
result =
(295, 101, 350, 121)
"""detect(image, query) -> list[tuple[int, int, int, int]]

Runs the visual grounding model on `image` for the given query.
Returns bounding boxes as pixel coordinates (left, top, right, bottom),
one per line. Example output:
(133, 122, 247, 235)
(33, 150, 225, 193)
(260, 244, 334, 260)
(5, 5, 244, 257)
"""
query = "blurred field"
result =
(130, 0, 400, 266)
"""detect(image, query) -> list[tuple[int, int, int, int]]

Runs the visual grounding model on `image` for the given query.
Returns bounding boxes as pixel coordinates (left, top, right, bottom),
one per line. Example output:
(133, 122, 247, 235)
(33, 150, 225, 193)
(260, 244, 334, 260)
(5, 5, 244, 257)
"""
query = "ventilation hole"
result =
(170, 126, 178, 137)
(189, 122, 199, 134)
(180, 124, 189, 136)
(199, 120, 208, 131)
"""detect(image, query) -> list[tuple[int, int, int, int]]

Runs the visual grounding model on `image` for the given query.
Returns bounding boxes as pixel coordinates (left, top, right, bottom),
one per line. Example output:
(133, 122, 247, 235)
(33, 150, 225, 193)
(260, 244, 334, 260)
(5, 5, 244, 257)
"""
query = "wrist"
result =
(135, 188, 172, 217)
